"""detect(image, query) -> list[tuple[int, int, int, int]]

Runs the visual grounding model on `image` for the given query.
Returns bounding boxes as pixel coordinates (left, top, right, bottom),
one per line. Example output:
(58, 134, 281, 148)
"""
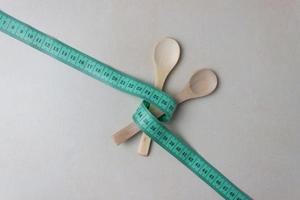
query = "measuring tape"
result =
(0, 10, 251, 200)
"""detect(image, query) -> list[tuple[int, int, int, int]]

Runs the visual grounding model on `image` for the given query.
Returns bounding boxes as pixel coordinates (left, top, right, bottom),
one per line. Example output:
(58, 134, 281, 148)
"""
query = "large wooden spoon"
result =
(111, 37, 180, 148)
(112, 69, 218, 146)
(137, 37, 181, 156)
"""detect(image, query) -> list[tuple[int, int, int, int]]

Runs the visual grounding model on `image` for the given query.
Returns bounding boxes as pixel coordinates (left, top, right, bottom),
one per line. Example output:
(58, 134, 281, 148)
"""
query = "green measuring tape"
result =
(0, 10, 251, 200)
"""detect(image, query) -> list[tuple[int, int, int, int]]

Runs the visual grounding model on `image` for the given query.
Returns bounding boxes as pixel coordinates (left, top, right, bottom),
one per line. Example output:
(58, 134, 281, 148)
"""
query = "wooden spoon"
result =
(111, 37, 180, 147)
(137, 37, 180, 156)
(112, 69, 218, 146)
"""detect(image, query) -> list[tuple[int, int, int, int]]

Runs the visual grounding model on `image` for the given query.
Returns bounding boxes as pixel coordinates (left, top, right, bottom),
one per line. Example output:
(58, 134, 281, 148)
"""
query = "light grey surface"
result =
(0, 1, 300, 199)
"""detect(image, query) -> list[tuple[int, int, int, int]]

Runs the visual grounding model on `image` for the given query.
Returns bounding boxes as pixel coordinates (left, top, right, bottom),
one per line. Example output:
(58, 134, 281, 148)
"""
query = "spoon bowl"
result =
(188, 69, 218, 98)
(175, 69, 218, 103)
(153, 37, 180, 88)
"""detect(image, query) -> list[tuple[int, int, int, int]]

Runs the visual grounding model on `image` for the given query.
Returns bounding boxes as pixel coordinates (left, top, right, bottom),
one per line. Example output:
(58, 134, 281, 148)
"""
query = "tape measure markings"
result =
(0, 11, 176, 121)
(133, 102, 250, 200)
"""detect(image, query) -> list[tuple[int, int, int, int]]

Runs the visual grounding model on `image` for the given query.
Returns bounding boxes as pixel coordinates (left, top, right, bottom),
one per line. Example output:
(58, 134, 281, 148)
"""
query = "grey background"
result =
(0, 1, 299, 199)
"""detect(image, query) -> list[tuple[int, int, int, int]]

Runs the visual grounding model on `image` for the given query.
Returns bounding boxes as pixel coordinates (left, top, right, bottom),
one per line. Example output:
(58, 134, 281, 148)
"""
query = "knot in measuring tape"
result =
(133, 92, 177, 122)
(133, 100, 171, 135)
(134, 99, 177, 123)
(132, 100, 175, 136)
(0, 10, 251, 200)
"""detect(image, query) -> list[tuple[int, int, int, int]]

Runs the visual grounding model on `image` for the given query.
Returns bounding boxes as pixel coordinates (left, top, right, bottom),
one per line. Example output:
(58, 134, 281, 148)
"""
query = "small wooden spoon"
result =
(137, 37, 180, 156)
(112, 69, 218, 145)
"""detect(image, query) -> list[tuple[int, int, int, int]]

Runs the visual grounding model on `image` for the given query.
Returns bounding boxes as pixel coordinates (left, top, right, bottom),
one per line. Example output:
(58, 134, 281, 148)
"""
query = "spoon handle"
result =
(112, 122, 141, 145)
